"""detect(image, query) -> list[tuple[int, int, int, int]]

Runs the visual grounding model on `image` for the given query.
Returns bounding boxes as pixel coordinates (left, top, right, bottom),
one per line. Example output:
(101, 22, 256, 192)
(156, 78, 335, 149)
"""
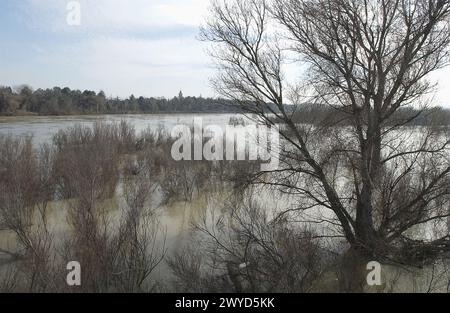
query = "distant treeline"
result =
(283, 103, 450, 126)
(1, 86, 449, 125)
(0, 86, 241, 116)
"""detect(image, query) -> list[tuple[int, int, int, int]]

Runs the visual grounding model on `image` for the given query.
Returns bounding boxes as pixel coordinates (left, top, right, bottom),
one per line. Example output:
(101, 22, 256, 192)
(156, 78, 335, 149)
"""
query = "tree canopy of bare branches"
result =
(201, 0, 450, 265)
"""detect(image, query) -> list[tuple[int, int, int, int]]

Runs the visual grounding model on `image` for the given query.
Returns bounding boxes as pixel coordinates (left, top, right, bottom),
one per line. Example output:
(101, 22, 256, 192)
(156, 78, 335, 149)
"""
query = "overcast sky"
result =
(0, 0, 449, 106)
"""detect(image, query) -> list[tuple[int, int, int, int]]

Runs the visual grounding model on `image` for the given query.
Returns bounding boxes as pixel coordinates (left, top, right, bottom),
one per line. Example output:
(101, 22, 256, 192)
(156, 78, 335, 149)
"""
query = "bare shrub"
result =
(60, 139, 166, 292)
(169, 194, 328, 293)
(53, 123, 121, 201)
(0, 135, 55, 291)
(118, 120, 137, 154)
(161, 160, 205, 203)
(0, 266, 19, 293)
(167, 244, 230, 293)
(61, 185, 165, 292)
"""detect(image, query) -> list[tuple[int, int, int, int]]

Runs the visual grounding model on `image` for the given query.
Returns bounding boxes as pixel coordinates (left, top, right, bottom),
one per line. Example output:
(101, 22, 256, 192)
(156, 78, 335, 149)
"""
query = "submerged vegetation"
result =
(0, 122, 265, 292)
(0, 121, 449, 293)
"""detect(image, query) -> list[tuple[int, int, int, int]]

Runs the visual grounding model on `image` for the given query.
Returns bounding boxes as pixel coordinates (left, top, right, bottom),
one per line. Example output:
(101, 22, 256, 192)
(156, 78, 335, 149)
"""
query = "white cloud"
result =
(25, 35, 213, 97)
(24, 0, 210, 33)
(14, 0, 215, 97)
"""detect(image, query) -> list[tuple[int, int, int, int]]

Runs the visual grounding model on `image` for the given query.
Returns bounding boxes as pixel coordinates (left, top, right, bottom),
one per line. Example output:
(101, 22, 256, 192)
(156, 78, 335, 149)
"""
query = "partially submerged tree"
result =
(0, 136, 55, 291)
(201, 0, 450, 265)
(169, 194, 328, 293)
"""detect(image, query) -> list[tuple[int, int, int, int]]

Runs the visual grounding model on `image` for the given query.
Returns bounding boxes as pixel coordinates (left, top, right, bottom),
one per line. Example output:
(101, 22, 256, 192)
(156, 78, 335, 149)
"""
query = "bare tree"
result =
(0, 136, 55, 291)
(201, 0, 450, 266)
(169, 192, 329, 293)
(58, 124, 166, 292)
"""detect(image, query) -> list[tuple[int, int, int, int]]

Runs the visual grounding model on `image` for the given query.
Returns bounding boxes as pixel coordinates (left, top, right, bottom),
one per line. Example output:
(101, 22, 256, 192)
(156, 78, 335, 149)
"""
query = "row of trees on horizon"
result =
(0, 85, 449, 125)
(0, 85, 241, 116)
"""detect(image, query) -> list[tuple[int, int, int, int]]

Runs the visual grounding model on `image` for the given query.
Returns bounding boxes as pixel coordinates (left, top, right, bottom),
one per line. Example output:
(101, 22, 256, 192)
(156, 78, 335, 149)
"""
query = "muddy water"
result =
(1, 116, 449, 292)
(0, 112, 270, 256)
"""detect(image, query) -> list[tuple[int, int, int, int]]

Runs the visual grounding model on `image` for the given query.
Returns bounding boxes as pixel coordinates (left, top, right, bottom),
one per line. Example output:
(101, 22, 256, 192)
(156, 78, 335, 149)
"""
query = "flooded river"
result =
(1, 114, 449, 292)
(0, 113, 248, 146)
